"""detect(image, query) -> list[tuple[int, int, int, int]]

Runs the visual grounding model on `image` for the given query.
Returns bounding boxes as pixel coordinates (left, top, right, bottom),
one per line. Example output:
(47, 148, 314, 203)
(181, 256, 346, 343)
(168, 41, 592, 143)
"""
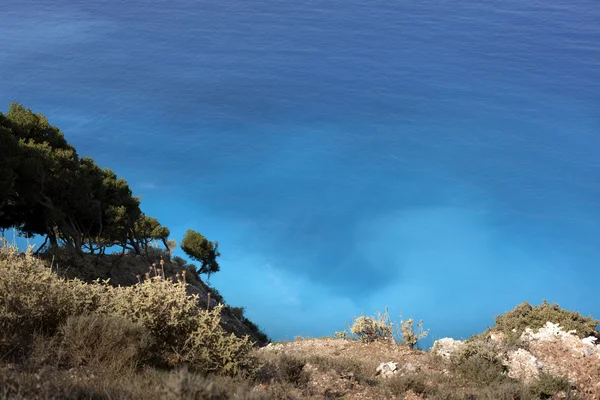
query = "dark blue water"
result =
(2, 0, 600, 343)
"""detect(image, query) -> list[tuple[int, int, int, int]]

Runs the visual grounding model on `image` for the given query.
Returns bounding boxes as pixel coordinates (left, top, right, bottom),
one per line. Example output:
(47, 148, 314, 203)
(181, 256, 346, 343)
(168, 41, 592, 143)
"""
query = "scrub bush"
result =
(0, 245, 258, 376)
(58, 313, 154, 371)
(349, 309, 394, 343)
(494, 301, 600, 339)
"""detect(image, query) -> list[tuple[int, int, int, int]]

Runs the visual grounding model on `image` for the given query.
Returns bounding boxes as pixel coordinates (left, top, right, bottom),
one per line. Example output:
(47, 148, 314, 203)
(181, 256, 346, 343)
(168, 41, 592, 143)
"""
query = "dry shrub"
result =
(58, 314, 153, 371)
(274, 355, 309, 387)
(173, 304, 258, 377)
(349, 311, 393, 343)
(386, 373, 429, 396)
(399, 318, 429, 349)
(0, 363, 267, 400)
(160, 366, 267, 400)
(0, 245, 257, 377)
(0, 247, 103, 358)
(254, 352, 310, 389)
(95, 273, 200, 351)
(306, 355, 374, 385)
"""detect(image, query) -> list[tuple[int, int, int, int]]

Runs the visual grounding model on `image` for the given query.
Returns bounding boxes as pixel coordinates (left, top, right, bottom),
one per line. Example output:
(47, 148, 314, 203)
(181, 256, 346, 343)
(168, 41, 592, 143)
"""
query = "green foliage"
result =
(239, 315, 270, 345)
(494, 300, 600, 339)
(181, 229, 220, 277)
(529, 373, 573, 399)
(448, 337, 508, 386)
(231, 306, 245, 320)
(133, 215, 171, 255)
(0, 102, 173, 257)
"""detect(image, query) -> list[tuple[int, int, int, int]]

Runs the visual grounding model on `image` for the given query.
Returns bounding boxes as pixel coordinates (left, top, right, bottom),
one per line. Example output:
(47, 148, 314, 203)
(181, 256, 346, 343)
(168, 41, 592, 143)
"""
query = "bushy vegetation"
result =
(494, 300, 600, 339)
(342, 308, 429, 348)
(0, 246, 257, 376)
(399, 317, 429, 349)
(181, 229, 221, 277)
(0, 102, 219, 271)
(56, 314, 154, 372)
(448, 336, 508, 386)
(349, 312, 394, 343)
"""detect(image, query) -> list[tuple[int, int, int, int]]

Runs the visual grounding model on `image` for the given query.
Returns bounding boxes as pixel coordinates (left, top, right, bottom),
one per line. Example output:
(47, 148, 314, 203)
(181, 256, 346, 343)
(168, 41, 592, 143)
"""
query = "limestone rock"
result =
(375, 361, 399, 378)
(431, 338, 464, 358)
(504, 348, 543, 383)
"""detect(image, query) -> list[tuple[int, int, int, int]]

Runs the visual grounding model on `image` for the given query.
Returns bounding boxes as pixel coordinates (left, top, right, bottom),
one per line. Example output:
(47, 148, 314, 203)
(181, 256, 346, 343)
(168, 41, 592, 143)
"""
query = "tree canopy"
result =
(181, 229, 220, 277)
(0, 102, 170, 256)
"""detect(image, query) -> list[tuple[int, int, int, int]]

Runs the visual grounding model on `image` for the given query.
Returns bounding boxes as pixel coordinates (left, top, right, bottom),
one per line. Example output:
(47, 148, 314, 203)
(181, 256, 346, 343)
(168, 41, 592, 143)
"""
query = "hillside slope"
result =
(41, 249, 269, 346)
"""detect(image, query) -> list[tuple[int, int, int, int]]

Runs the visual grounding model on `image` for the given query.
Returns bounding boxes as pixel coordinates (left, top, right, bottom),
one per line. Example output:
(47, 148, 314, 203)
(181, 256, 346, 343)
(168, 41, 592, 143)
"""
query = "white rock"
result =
(375, 361, 399, 378)
(431, 338, 464, 359)
(505, 348, 542, 384)
(582, 336, 597, 346)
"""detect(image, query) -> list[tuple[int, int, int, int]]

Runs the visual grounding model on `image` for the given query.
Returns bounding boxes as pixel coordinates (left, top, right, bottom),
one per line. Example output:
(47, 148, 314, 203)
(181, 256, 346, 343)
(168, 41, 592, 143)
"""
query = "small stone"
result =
(375, 361, 399, 378)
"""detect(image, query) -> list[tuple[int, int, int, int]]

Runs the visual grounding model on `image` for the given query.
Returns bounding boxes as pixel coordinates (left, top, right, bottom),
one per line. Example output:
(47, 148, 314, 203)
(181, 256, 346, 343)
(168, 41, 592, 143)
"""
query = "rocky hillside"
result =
(251, 320, 600, 399)
(41, 249, 269, 346)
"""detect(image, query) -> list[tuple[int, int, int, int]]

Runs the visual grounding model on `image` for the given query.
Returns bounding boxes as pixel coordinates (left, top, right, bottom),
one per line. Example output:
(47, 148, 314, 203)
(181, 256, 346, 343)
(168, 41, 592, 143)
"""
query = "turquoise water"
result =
(2, 0, 600, 343)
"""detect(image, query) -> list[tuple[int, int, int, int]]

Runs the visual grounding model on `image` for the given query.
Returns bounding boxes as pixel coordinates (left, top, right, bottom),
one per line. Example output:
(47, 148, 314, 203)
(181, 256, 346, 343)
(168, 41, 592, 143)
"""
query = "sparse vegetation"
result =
(348, 309, 394, 343)
(400, 317, 429, 349)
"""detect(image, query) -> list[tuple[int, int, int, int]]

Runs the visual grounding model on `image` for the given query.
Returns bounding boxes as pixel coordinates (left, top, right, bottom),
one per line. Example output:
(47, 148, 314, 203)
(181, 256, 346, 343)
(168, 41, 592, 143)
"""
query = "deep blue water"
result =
(2, 0, 600, 344)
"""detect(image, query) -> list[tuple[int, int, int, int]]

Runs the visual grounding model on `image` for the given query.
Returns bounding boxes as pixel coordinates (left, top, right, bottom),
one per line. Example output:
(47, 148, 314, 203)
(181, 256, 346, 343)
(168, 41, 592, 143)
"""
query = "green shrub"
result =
(494, 301, 600, 339)
(240, 316, 270, 345)
(529, 373, 573, 399)
(448, 337, 508, 386)
(231, 306, 245, 320)
(58, 313, 154, 371)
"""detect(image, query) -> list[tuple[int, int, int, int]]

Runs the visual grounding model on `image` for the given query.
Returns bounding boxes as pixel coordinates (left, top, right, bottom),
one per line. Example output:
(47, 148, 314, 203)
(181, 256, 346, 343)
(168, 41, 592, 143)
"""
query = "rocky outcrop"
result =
(503, 348, 543, 383)
(375, 361, 398, 378)
(520, 321, 600, 359)
(431, 338, 465, 358)
(375, 361, 418, 378)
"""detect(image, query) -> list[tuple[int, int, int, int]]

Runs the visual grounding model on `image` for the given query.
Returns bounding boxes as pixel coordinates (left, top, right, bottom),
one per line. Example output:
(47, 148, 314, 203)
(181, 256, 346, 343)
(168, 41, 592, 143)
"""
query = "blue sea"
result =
(2, 0, 600, 344)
